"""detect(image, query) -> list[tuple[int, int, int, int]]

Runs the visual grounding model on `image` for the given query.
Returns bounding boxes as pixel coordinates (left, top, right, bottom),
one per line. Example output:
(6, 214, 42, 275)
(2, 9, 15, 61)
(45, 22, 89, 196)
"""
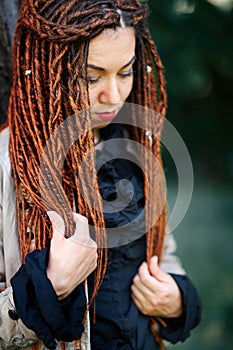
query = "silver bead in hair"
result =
(116, 9, 126, 28)
(145, 131, 153, 147)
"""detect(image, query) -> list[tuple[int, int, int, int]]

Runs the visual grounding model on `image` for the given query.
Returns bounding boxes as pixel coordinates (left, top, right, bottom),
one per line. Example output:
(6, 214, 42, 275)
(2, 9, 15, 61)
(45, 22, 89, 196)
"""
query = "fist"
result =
(46, 211, 97, 299)
(131, 256, 183, 318)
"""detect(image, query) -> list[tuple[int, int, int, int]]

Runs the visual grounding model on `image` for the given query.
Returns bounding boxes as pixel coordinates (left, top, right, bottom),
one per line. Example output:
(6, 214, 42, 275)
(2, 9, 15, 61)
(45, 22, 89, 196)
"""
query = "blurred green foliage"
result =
(147, 2, 233, 349)
(147, 0, 233, 181)
(167, 180, 233, 349)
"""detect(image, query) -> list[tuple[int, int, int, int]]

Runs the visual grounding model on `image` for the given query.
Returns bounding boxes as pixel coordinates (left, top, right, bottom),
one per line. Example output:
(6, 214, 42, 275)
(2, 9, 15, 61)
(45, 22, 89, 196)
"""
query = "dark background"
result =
(147, 1, 233, 349)
(0, 0, 233, 348)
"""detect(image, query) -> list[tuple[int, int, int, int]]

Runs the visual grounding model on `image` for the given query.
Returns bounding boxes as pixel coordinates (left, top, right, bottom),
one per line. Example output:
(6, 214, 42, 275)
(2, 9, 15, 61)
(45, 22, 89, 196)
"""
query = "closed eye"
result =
(87, 76, 100, 84)
(119, 70, 134, 79)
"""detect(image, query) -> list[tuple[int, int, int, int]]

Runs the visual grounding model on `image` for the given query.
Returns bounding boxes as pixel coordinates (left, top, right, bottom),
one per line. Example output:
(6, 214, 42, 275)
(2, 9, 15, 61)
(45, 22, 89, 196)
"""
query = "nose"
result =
(99, 78, 121, 104)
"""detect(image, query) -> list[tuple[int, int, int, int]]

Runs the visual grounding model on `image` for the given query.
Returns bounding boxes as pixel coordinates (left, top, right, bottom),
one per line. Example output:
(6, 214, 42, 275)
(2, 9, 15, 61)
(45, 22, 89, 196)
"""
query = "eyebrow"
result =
(87, 55, 136, 71)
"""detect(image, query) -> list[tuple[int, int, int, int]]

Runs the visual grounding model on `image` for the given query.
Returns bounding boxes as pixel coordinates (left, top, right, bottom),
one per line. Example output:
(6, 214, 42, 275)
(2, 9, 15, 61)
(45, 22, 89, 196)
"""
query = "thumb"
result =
(69, 213, 97, 248)
(149, 256, 164, 281)
(47, 211, 65, 236)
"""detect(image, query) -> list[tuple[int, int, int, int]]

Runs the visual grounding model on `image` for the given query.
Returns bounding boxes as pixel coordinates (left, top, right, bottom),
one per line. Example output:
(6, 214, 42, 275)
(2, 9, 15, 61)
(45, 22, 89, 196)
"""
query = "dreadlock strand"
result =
(139, 32, 167, 264)
(42, 45, 75, 237)
(40, 0, 66, 22)
(139, 37, 155, 262)
(34, 39, 50, 141)
(14, 36, 37, 155)
(25, 35, 46, 158)
(145, 49, 161, 264)
(14, 114, 40, 193)
(51, 46, 69, 124)
(56, 0, 80, 25)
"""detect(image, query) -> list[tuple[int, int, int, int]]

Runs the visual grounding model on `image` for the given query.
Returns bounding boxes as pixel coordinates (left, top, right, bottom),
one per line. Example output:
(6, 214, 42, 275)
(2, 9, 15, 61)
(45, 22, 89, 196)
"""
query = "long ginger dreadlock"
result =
(7, 0, 168, 347)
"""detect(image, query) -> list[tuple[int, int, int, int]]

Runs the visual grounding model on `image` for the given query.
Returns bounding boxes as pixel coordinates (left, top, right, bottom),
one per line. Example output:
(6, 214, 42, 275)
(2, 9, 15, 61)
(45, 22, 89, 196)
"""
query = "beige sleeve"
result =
(0, 287, 37, 349)
(0, 129, 38, 348)
(159, 231, 186, 275)
(0, 154, 5, 283)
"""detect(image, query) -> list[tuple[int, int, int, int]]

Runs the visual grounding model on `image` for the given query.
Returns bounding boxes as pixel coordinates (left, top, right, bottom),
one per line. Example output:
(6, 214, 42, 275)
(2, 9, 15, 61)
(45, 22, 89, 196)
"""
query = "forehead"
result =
(88, 27, 136, 68)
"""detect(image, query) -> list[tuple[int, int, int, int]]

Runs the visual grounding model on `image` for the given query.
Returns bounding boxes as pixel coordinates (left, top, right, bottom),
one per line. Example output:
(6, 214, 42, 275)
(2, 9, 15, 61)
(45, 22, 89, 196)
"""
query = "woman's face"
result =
(87, 27, 136, 129)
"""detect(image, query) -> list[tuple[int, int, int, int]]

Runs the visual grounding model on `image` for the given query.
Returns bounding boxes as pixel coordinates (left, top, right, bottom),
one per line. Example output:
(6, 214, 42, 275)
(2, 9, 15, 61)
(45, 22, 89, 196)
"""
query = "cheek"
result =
(88, 88, 97, 108)
(88, 77, 134, 106)
(121, 78, 134, 101)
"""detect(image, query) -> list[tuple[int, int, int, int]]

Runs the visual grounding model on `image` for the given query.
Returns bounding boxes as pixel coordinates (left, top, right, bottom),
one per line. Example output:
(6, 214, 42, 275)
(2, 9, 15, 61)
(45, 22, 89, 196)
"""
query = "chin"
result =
(93, 121, 111, 130)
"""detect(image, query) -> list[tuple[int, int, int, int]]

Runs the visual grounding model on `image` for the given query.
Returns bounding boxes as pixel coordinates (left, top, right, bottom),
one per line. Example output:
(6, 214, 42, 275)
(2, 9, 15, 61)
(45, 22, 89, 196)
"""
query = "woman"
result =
(0, 0, 201, 349)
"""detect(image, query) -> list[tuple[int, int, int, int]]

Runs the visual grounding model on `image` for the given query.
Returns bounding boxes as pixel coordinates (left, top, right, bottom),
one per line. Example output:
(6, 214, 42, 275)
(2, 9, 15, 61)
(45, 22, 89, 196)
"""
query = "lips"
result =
(95, 111, 117, 121)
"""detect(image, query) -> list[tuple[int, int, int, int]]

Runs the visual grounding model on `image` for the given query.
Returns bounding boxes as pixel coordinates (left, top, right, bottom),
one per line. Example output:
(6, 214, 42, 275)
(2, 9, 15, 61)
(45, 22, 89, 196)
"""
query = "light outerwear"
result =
(0, 127, 185, 349)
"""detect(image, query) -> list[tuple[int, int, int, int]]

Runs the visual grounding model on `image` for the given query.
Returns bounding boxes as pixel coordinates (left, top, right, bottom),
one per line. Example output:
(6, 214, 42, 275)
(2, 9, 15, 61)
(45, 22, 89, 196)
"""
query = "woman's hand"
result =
(46, 211, 97, 300)
(131, 256, 183, 318)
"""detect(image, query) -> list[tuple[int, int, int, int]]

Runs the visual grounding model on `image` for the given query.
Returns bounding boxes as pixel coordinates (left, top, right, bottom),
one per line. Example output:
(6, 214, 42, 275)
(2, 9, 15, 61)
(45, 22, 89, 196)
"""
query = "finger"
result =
(133, 274, 140, 285)
(137, 262, 161, 293)
(149, 256, 165, 282)
(131, 289, 146, 313)
(131, 295, 141, 311)
(138, 262, 154, 286)
(47, 211, 65, 236)
(132, 274, 156, 299)
(131, 283, 145, 300)
(69, 213, 97, 248)
(72, 212, 88, 225)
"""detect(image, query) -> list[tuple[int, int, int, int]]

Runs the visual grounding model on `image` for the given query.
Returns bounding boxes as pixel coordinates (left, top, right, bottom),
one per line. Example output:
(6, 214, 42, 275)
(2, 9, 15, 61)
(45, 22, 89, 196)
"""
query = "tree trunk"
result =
(0, 0, 21, 125)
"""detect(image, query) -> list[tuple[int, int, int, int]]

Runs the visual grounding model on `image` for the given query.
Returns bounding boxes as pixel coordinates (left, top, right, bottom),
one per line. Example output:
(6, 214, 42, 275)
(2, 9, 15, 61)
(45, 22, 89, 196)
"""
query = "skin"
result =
(87, 27, 135, 130)
(131, 256, 183, 318)
(47, 27, 183, 318)
(46, 211, 97, 300)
